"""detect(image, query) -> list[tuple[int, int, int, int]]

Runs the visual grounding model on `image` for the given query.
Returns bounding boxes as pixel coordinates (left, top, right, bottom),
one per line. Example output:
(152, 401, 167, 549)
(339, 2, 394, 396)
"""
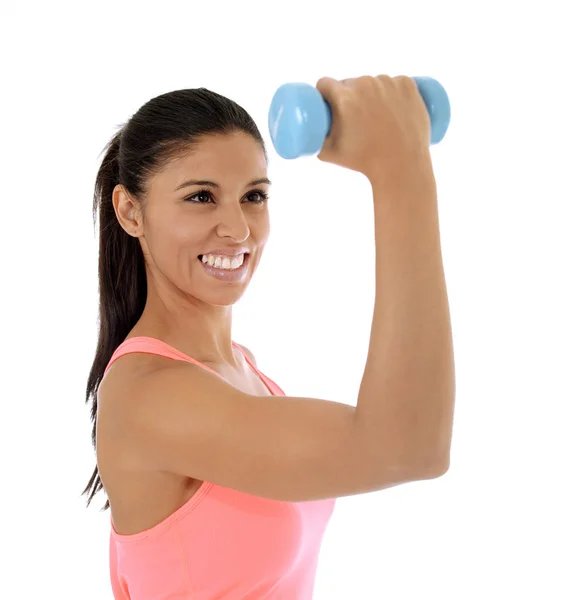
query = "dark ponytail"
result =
(82, 88, 267, 511)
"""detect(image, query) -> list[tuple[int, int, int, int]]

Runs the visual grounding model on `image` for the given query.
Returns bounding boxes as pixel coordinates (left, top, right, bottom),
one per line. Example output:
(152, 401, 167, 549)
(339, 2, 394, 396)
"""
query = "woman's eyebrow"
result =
(175, 177, 272, 192)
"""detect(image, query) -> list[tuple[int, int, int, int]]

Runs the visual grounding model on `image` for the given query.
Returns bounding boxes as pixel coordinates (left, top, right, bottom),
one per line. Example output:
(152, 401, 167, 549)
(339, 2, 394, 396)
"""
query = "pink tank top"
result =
(103, 336, 336, 599)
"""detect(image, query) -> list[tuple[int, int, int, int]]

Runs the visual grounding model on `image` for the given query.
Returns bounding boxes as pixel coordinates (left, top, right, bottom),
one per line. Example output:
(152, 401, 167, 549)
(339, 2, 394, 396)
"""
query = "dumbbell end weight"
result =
(411, 76, 451, 145)
(268, 77, 450, 160)
(268, 82, 332, 160)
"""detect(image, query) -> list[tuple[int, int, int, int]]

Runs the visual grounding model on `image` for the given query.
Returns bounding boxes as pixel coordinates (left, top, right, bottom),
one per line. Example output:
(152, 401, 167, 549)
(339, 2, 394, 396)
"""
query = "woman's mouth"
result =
(197, 253, 250, 282)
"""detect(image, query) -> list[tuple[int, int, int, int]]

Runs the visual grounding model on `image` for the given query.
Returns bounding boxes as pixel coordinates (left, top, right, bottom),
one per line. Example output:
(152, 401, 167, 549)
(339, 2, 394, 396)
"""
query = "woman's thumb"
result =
(314, 77, 345, 163)
(315, 76, 343, 101)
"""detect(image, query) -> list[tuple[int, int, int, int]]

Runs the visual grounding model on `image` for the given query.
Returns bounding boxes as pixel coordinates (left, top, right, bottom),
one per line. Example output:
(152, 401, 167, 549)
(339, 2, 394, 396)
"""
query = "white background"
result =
(1, 1, 583, 598)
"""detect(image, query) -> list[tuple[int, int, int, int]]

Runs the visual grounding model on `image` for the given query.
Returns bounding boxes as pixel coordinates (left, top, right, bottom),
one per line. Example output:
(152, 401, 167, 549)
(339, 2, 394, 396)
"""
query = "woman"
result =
(82, 76, 455, 599)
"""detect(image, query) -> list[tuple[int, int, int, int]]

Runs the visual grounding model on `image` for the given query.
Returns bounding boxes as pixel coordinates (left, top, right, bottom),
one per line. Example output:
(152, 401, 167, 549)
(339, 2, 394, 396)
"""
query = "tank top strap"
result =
(104, 336, 223, 378)
(103, 337, 284, 395)
(231, 341, 285, 396)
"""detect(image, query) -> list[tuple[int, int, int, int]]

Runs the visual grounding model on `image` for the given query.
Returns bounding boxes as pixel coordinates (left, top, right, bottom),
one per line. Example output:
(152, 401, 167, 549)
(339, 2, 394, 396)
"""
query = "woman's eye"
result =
(186, 190, 268, 204)
(194, 191, 212, 203)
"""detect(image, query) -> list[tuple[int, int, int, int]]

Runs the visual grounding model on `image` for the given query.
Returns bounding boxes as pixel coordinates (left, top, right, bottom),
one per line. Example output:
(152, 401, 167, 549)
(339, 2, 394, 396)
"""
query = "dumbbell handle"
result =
(268, 76, 450, 160)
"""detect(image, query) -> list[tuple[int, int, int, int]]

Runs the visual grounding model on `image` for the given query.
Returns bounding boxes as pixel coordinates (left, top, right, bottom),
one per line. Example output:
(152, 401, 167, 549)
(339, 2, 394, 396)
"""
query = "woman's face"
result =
(117, 131, 271, 308)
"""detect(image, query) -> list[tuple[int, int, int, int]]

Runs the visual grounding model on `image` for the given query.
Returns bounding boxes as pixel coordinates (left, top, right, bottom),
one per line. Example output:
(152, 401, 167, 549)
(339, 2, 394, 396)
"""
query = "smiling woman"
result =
(83, 88, 343, 600)
(83, 83, 453, 600)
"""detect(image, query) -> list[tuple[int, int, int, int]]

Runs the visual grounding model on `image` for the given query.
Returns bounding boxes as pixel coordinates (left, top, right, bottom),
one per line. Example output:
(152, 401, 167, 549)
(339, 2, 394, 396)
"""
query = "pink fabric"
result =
(103, 336, 336, 599)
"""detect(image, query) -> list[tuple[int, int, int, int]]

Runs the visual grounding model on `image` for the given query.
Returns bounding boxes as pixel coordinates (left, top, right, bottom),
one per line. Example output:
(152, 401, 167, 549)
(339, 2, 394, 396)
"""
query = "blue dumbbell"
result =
(268, 76, 450, 160)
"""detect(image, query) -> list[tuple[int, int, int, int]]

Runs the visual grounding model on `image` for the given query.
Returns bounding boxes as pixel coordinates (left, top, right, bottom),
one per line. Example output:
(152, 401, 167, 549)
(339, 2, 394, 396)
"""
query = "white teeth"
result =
(201, 253, 245, 270)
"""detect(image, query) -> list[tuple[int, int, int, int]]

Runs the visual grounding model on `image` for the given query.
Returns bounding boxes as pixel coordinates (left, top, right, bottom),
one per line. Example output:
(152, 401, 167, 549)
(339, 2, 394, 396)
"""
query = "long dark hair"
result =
(82, 88, 268, 511)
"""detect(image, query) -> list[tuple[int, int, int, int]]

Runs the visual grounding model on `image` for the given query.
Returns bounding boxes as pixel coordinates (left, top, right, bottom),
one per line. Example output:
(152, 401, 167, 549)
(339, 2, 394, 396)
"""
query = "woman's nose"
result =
(215, 204, 251, 241)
